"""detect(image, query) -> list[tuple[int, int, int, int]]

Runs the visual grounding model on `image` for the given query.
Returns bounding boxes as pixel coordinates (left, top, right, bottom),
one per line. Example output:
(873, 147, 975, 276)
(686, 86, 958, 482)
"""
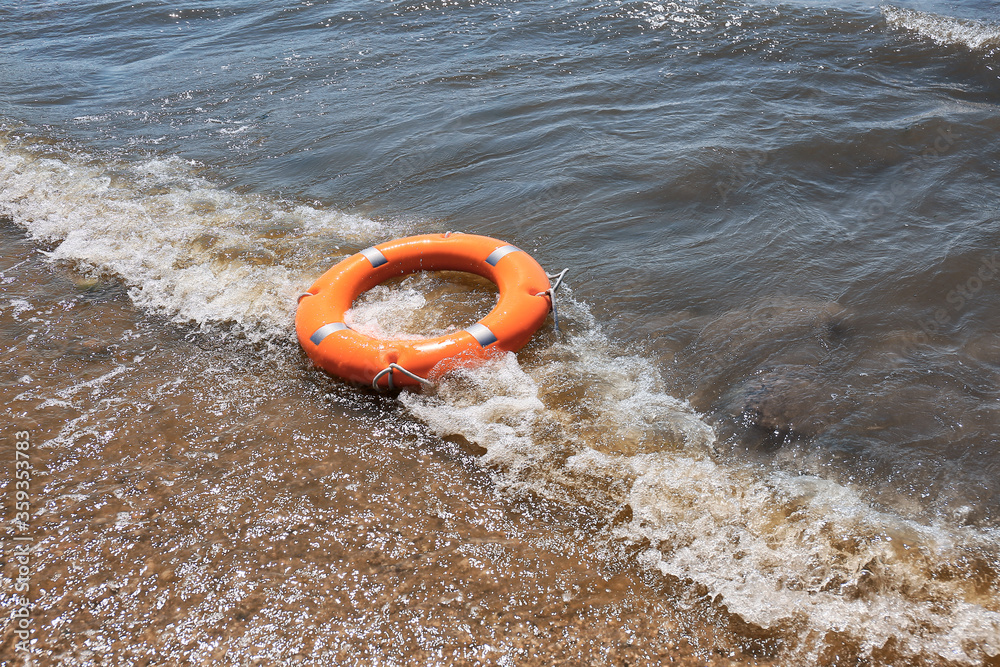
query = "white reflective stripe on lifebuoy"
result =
(310, 322, 349, 346)
(485, 245, 521, 266)
(465, 323, 498, 347)
(360, 247, 388, 267)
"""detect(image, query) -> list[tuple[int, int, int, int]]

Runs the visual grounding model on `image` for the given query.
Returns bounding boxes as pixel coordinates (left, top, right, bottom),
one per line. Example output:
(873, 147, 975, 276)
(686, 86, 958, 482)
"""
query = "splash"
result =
(882, 5, 1000, 51)
(345, 271, 497, 340)
(3, 128, 999, 664)
(401, 300, 1000, 665)
(0, 127, 392, 336)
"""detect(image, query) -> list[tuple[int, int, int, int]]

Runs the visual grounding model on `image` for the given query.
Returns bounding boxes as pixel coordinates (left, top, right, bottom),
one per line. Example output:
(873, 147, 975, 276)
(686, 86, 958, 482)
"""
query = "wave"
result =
(0, 126, 392, 337)
(882, 5, 1000, 52)
(402, 331, 1000, 664)
(2, 127, 999, 664)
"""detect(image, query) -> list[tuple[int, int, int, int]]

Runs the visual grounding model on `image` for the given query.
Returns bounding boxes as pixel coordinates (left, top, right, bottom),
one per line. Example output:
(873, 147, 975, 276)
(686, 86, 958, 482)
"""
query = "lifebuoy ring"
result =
(296, 233, 553, 389)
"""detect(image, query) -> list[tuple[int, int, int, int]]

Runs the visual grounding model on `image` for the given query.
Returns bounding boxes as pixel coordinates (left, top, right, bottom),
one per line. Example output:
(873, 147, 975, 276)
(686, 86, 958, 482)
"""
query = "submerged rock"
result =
(678, 297, 853, 443)
(684, 297, 850, 389)
(726, 364, 837, 439)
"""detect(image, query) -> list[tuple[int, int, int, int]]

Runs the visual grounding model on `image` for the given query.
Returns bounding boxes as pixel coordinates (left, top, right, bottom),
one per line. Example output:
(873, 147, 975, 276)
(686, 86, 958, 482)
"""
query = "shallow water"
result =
(2, 0, 1000, 664)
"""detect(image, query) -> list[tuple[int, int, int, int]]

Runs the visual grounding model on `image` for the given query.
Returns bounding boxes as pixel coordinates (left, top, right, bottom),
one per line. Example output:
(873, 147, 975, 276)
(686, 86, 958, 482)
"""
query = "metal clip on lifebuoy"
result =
(538, 268, 569, 334)
(372, 363, 432, 391)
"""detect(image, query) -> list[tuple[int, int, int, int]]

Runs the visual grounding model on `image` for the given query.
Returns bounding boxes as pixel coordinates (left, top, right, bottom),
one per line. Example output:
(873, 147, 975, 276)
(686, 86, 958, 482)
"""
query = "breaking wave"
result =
(0, 126, 392, 336)
(3, 127, 999, 664)
(402, 329, 1000, 665)
(883, 5, 1000, 52)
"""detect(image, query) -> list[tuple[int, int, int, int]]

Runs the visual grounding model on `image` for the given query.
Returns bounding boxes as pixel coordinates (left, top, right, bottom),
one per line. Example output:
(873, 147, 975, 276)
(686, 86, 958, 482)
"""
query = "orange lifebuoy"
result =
(295, 233, 553, 389)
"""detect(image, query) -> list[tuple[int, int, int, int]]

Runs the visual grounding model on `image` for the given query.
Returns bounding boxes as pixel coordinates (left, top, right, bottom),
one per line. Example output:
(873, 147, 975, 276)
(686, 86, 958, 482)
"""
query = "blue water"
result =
(2, 1, 1000, 664)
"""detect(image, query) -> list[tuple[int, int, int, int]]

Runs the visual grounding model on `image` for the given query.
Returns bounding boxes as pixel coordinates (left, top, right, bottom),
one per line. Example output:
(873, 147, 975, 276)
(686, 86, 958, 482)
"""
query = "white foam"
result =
(345, 271, 497, 340)
(402, 302, 1000, 664)
(625, 457, 1000, 661)
(0, 132, 391, 335)
(346, 284, 433, 340)
(4, 130, 999, 663)
(882, 5, 1000, 51)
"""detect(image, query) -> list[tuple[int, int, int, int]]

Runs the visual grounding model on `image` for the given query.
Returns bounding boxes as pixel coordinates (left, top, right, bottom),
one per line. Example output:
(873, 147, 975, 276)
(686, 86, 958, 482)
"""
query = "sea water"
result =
(2, 1, 1000, 664)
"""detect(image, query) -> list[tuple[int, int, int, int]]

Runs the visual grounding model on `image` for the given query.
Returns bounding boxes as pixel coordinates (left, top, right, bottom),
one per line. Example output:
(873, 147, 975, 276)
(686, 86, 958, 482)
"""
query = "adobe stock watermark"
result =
(908, 253, 1000, 346)
(716, 149, 769, 204)
(381, 90, 490, 192)
(8, 428, 34, 660)
(510, 181, 569, 237)
(862, 125, 958, 222)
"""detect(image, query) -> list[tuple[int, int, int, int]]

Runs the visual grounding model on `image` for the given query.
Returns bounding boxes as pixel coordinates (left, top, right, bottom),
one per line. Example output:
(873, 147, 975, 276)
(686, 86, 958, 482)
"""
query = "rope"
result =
(372, 363, 433, 391)
(537, 268, 569, 333)
(549, 268, 568, 292)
